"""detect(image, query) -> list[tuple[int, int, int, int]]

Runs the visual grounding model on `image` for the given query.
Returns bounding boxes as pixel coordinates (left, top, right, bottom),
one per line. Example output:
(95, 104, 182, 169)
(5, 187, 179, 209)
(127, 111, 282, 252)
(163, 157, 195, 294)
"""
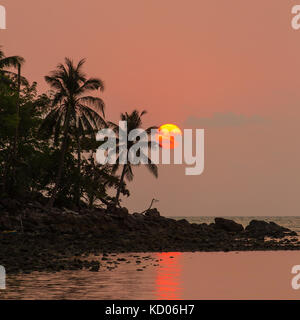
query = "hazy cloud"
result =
(185, 112, 268, 128)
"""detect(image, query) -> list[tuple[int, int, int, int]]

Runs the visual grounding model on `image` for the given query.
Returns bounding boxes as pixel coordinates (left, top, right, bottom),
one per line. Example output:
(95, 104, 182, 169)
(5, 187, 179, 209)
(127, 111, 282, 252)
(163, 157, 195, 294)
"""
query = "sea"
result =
(1, 216, 300, 300)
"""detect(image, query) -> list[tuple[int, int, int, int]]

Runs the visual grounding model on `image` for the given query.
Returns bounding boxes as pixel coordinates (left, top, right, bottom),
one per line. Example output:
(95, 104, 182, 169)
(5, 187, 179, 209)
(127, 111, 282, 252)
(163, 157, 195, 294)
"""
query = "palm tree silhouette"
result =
(0, 46, 27, 96)
(109, 110, 158, 206)
(42, 57, 105, 207)
(0, 46, 24, 81)
(0, 46, 26, 187)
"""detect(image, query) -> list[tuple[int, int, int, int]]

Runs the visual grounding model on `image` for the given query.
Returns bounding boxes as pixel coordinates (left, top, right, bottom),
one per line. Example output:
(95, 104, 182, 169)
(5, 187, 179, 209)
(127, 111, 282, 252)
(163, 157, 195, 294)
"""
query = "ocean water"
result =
(2, 251, 300, 300)
(1, 216, 300, 300)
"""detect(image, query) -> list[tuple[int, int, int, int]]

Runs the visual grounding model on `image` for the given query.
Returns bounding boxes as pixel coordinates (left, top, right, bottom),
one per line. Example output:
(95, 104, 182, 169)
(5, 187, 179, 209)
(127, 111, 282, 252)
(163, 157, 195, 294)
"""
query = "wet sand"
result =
(1, 251, 300, 300)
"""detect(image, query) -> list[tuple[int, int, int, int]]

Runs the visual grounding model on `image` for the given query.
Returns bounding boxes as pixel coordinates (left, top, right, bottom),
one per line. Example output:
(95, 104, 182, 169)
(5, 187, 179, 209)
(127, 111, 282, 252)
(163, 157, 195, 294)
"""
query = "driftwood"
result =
(141, 198, 159, 214)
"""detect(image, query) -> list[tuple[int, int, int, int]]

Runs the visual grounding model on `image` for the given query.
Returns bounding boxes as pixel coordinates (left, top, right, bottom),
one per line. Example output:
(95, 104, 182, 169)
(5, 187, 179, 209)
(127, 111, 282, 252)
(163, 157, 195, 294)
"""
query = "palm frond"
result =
(125, 165, 134, 181)
(0, 55, 25, 69)
(78, 78, 104, 94)
(78, 96, 105, 116)
(146, 162, 158, 178)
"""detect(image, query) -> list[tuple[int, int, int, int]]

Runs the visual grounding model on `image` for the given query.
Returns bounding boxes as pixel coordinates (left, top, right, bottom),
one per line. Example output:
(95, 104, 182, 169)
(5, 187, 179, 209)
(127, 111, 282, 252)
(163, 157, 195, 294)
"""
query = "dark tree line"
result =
(0, 46, 158, 209)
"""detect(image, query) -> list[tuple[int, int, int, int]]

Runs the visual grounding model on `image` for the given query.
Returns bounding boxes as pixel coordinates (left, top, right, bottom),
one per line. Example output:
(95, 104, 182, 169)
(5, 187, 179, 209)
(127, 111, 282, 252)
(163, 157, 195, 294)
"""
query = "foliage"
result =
(109, 110, 158, 205)
(0, 46, 157, 209)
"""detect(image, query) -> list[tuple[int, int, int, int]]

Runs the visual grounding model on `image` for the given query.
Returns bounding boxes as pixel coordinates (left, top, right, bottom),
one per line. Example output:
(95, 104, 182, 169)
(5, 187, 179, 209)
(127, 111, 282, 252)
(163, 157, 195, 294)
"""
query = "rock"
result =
(0, 198, 20, 212)
(2, 197, 300, 276)
(28, 202, 44, 210)
(245, 220, 297, 238)
(177, 219, 190, 226)
(63, 208, 79, 215)
(89, 262, 100, 272)
(120, 207, 129, 215)
(0, 215, 14, 231)
(117, 258, 126, 261)
(89, 266, 99, 272)
(214, 218, 244, 233)
(110, 207, 129, 219)
(132, 213, 144, 220)
(144, 208, 160, 218)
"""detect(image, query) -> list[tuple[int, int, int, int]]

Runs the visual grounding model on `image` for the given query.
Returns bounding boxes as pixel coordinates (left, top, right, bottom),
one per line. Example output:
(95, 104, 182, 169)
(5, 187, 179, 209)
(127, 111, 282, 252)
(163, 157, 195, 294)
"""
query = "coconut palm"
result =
(0, 46, 26, 148)
(0, 46, 26, 87)
(0, 46, 24, 74)
(109, 110, 158, 205)
(0, 47, 26, 189)
(41, 57, 105, 207)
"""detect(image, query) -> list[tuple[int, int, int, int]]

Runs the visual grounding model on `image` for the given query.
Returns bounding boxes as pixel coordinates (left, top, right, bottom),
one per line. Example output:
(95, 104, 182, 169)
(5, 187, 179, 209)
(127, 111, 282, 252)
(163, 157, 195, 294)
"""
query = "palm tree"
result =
(0, 47, 26, 190)
(0, 46, 26, 91)
(41, 57, 105, 208)
(109, 110, 158, 206)
(0, 46, 26, 142)
(81, 154, 127, 208)
(0, 46, 24, 78)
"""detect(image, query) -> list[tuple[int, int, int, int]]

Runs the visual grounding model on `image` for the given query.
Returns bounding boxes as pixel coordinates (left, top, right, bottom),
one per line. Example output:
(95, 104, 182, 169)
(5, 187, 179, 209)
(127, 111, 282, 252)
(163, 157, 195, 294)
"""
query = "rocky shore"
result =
(0, 198, 299, 274)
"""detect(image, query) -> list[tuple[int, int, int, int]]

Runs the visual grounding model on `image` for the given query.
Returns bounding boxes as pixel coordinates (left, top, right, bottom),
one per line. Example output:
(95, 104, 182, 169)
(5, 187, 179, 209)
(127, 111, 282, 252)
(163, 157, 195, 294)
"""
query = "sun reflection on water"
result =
(155, 252, 183, 300)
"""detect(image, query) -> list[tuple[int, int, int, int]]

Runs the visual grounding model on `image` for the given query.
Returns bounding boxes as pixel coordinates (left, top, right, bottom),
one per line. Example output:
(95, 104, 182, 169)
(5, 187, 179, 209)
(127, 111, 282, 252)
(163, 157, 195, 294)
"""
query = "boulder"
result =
(0, 198, 20, 212)
(214, 218, 244, 233)
(108, 206, 129, 218)
(132, 213, 145, 220)
(89, 262, 100, 272)
(176, 219, 190, 226)
(245, 220, 297, 238)
(0, 215, 14, 231)
(144, 208, 160, 218)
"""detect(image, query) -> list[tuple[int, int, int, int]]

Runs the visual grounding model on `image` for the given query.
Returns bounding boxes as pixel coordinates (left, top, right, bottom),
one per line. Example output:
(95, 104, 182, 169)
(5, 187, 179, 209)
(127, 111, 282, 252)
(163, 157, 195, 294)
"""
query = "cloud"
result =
(185, 112, 268, 128)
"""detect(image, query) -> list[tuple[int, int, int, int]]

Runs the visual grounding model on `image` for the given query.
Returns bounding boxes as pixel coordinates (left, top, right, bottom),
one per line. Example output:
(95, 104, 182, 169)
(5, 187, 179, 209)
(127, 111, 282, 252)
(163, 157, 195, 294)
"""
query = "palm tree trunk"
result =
(115, 164, 126, 205)
(13, 63, 21, 156)
(89, 195, 94, 209)
(1, 64, 21, 195)
(10, 63, 21, 190)
(75, 132, 81, 208)
(47, 110, 71, 208)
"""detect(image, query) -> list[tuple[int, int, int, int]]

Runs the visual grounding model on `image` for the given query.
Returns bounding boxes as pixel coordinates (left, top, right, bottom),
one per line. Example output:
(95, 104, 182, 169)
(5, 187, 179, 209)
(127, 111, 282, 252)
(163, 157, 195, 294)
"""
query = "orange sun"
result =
(157, 124, 182, 149)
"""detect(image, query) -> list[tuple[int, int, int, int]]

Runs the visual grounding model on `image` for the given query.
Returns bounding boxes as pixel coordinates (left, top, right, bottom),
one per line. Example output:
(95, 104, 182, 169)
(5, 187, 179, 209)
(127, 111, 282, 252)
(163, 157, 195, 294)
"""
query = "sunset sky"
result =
(1, 0, 300, 216)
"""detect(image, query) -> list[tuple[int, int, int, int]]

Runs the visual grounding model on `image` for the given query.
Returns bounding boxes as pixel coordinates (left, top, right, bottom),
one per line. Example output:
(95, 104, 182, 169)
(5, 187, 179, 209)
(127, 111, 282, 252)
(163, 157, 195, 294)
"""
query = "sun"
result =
(157, 124, 182, 149)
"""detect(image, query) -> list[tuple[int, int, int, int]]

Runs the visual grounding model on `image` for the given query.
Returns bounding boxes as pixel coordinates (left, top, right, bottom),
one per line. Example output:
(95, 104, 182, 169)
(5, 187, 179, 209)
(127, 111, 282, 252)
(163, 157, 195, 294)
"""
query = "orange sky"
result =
(1, 0, 300, 216)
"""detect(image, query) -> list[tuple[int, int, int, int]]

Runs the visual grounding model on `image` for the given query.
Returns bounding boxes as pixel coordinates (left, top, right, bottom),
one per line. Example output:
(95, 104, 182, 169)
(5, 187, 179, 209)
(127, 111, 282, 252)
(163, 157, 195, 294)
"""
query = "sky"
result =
(1, 0, 300, 216)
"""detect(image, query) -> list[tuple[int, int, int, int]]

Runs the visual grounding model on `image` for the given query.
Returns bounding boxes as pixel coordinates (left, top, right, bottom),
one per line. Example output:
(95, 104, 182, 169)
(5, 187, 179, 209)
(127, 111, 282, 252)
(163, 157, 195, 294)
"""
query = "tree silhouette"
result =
(42, 58, 105, 207)
(109, 110, 158, 206)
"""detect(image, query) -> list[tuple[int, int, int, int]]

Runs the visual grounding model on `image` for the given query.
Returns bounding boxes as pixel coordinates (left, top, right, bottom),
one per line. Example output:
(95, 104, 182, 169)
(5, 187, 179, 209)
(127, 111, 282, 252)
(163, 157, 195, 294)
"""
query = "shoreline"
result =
(1, 199, 300, 274)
